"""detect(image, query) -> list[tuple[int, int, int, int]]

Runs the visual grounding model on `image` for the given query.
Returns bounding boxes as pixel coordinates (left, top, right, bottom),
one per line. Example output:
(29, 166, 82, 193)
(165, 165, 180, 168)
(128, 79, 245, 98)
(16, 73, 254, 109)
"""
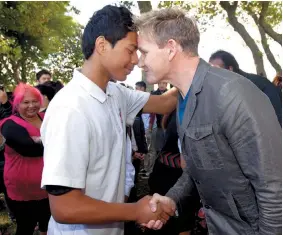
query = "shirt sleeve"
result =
(120, 86, 150, 126)
(220, 79, 282, 235)
(41, 106, 90, 189)
(166, 169, 195, 211)
(1, 119, 44, 157)
(125, 134, 135, 197)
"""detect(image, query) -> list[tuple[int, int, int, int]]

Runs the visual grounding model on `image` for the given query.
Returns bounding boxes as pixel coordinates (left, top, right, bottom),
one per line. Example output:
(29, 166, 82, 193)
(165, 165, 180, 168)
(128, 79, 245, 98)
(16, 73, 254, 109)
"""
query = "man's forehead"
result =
(122, 32, 138, 46)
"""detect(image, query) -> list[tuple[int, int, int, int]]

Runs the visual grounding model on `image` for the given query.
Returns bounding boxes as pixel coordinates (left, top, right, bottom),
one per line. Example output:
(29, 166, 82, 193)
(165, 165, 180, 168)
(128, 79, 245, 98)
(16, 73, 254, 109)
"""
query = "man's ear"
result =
(166, 39, 179, 62)
(95, 36, 107, 55)
(228, 66, 234, 71)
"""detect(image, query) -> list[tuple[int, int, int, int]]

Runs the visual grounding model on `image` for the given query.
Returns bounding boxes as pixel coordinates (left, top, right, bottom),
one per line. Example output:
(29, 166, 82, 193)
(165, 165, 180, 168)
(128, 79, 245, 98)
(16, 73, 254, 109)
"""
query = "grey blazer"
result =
(167, 59, 282, 235)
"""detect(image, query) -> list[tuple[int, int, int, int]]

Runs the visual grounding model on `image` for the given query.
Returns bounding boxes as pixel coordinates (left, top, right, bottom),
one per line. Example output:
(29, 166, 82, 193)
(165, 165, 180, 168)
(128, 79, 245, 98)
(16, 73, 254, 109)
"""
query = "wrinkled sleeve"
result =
(166, 169, 195, 212)
(219, 79, 282, 235)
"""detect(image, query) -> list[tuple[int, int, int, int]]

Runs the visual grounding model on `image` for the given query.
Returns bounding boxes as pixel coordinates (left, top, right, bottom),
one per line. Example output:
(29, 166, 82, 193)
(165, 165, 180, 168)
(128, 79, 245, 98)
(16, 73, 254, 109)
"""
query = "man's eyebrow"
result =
(138, 47, 146, 52)
(129, 44, 138, 49)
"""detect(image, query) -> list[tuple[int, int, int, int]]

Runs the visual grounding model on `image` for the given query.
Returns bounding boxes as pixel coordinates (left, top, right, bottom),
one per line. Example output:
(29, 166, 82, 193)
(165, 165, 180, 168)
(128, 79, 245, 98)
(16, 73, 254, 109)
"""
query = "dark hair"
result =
(44, 81, 64, 93)
(273, 75, 282, 88)
(209, 50, 240, 73)
(82, 5, 135, 60)
(35, 84, 55, 102)
(36, 69, 51, 81)
(135, 81, 147, 90)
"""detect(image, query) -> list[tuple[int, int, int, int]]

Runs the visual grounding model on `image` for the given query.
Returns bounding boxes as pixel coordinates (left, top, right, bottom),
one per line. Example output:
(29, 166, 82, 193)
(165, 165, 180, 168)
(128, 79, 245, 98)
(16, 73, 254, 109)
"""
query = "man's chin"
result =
(146, 76, 159, 85)
(113, 75, 127, 82)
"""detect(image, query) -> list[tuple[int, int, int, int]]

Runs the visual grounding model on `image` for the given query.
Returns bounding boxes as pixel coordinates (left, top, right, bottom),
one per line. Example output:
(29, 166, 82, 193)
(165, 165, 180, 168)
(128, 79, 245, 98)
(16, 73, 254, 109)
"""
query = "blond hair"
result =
(135, 8, 200, 55)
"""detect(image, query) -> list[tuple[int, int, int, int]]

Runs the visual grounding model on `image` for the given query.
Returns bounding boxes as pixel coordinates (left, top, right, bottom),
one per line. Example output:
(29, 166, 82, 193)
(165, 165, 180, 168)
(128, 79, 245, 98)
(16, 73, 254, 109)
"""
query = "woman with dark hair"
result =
(35, 83, 56, 112)
(43, 80, 64, 94)
(0, 83, 50, 235)
(148, 110, 200, 235)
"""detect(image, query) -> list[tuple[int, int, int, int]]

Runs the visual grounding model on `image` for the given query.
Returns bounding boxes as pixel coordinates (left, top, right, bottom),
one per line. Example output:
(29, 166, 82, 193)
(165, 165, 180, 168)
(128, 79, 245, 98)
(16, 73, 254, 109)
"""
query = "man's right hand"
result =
(135, 195, 170, 226)
(0, 90, 8, 104)
(142, 193, 176, 230)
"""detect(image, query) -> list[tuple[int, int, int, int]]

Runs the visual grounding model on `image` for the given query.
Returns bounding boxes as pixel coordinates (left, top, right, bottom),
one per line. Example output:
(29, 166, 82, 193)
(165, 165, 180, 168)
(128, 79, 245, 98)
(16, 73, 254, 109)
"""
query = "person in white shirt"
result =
(40, 5, 178, 235)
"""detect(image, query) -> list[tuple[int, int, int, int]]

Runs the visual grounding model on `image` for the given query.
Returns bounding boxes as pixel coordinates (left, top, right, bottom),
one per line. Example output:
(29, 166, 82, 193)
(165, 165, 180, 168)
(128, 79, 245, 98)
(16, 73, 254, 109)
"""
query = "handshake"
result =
(134, 193, 176, 230)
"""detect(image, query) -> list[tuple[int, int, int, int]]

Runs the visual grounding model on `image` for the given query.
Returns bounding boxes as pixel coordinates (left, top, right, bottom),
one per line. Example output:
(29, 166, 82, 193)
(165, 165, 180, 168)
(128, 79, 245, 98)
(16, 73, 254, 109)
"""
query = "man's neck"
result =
(168, 56, 200, 98)
(81, 59, 110, 92)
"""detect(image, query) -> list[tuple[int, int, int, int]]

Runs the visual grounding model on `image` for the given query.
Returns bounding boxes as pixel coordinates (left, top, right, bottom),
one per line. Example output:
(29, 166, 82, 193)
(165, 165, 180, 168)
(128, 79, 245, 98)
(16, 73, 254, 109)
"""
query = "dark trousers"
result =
(125, 158, 141, 235)
(0, 165, 14, 217)
(9, 198, 51, 235)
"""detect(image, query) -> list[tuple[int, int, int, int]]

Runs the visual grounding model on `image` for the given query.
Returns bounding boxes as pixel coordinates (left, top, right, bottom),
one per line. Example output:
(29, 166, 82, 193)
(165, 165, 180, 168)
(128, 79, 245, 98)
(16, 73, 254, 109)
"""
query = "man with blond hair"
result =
(136, 8, 282, 235)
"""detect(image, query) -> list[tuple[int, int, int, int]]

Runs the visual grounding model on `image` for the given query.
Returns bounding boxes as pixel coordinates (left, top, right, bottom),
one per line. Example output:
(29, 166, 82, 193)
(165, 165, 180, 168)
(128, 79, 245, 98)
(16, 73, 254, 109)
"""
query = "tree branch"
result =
(246, 7, 282, 74)
(259, 2, 282, 45)
(220, 1, 266, 76)
(258, 26, 282, 74)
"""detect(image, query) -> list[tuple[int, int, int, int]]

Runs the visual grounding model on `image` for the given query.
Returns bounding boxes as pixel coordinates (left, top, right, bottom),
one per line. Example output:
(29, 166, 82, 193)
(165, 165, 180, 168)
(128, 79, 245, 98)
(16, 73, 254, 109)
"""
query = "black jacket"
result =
(0, 101, 12, 165)
(161, 110, 179, 154)
(239, 70, 282, 126)
(132, 110, 148, 154)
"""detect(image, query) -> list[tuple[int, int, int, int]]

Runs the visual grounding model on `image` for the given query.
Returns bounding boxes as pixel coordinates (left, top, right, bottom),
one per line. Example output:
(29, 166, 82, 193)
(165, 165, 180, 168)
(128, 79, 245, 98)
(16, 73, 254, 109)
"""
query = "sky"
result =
(69, 0, 281, 86)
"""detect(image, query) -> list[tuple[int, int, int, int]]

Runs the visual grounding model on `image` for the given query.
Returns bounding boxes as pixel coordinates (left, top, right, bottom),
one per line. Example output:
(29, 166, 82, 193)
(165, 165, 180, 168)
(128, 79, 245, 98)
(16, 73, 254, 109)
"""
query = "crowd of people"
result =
(0, 4, 281, 235)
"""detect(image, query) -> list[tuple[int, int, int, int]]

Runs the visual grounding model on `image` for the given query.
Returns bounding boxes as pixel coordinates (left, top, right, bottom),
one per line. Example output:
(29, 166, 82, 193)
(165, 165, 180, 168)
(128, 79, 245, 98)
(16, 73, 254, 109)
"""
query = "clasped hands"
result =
(135, 193, 176, 230)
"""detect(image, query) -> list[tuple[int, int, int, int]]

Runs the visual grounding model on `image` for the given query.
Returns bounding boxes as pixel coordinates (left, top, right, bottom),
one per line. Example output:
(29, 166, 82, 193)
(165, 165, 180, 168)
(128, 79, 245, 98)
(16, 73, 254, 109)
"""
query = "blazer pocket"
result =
(185, 124, 223, 170)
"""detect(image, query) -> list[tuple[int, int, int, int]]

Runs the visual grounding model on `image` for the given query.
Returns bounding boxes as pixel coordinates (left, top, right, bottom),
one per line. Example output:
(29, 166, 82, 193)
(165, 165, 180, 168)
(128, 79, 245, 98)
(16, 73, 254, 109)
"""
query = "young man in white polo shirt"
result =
(40, 5, 177, 235)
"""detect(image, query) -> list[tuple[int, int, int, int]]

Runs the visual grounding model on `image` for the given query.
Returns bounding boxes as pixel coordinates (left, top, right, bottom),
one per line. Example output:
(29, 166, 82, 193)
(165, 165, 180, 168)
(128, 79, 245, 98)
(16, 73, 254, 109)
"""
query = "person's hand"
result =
(0, 90, 8, 104)
(0, 133, 5, 149)
(31, 136, 42, 143)
(135, 195, 170, 226)
(133, 152, 145, 160)
(142, 193, 176, 230)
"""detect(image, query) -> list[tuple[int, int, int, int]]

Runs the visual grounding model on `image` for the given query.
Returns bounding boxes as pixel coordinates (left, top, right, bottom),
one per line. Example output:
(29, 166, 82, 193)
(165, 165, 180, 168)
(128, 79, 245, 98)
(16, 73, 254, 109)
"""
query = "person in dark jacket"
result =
(209, 50, 282, 126)
(150, 82, 168, 166)
(148, 110, 201, 235)
(0, 89, 13, 216)
(125, 109, 148, 235)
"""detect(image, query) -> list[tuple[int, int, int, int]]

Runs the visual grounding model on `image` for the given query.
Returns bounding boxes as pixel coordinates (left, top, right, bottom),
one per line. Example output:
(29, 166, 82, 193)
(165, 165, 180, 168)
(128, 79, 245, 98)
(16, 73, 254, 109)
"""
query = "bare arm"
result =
(49, 190, 137, 224)
(143, 88, 178, 114)
(49, 189, 169, 225)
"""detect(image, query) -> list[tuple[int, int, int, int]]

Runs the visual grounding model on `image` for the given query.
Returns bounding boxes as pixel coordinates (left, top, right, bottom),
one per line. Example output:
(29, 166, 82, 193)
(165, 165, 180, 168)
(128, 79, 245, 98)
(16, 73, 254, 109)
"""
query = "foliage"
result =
(0, 1, 82, 88)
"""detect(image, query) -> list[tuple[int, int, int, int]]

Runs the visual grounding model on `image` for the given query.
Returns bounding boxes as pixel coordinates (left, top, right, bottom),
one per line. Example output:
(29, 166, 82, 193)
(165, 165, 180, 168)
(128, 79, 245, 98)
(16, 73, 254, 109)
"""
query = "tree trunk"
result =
(246, 6, 282, 75)
(21, 57, 27, 83)
(11, 61, 21, 84)
(137, 1, 154, 91)
(220, 1, 267, 77)
(258, 27, 282, 75)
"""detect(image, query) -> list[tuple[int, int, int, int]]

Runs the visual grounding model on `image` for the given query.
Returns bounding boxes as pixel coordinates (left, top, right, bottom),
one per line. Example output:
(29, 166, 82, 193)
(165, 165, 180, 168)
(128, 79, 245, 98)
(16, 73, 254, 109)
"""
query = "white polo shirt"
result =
(41, 69, 150, 235)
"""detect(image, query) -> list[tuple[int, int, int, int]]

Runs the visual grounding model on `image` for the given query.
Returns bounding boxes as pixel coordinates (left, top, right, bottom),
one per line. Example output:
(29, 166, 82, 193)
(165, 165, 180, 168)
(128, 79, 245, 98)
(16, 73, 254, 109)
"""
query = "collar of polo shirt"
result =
(73, 69, 112, 103)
